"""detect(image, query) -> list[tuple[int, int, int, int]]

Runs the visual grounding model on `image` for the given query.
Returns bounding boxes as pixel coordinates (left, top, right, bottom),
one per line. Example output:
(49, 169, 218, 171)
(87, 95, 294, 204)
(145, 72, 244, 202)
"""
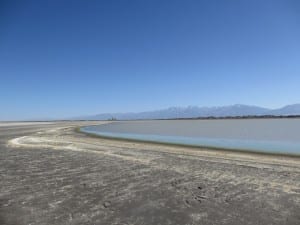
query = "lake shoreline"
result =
(78, 126, 300, 158)
(79, 119, 300, 157)
(2, 122, 300, 224)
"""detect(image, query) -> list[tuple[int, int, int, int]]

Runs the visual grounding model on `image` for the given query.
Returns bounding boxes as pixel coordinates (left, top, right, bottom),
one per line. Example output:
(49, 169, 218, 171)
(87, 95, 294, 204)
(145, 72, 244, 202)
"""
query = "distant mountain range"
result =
(75, 104, 300, 120)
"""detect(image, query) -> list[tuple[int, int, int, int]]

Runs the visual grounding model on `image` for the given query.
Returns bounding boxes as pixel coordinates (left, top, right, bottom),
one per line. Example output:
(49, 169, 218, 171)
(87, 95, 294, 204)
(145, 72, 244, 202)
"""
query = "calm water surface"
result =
(81, 119, 300, 155)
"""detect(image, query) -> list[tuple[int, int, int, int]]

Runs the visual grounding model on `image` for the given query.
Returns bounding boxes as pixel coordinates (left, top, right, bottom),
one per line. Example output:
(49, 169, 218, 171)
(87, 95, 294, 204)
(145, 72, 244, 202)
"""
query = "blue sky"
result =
(1, 0, 300, 120)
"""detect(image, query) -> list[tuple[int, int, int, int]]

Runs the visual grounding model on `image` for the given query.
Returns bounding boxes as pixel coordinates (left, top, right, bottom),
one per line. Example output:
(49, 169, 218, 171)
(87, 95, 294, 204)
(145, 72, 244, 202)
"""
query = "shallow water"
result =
(81, 119, 300, 155)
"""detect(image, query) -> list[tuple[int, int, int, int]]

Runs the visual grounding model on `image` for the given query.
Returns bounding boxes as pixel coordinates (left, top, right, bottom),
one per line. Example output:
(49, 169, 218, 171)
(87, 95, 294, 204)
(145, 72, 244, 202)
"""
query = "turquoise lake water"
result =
(80, 119, 300, 155)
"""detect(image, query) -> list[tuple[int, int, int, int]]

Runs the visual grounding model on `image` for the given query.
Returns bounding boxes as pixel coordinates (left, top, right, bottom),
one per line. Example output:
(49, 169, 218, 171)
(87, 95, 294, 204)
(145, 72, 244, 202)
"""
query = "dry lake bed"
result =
(0, 121, 300, 225)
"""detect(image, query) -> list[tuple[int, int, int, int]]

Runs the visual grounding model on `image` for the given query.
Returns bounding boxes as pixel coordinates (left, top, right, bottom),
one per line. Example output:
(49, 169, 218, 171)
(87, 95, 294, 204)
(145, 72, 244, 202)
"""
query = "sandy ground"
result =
(0, 122, 54, 127)
(0, 121, 300, 225)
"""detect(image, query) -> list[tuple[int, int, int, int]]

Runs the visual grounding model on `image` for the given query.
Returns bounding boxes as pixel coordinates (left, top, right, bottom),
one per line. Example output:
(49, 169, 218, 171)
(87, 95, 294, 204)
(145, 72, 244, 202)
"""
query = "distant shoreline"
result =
(75, 114, 300, 121)
(168, 115, 300, 120)
(2, 114, 300, 123)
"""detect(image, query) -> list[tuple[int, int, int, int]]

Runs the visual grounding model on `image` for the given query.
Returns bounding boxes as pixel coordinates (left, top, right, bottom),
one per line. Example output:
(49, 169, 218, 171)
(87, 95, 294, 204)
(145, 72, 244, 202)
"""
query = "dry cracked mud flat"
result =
(0, 122, 300, 225)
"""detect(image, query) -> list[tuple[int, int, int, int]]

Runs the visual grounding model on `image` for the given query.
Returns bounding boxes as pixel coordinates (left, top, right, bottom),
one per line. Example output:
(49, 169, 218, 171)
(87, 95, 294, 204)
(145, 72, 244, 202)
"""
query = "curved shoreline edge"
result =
(3, 122, 300, 225)
(77, 126, 300, 158)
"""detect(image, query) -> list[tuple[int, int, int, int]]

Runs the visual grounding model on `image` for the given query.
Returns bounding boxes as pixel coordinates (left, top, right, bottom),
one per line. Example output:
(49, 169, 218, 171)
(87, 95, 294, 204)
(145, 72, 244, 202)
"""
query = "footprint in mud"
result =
(174, 182, 210, 207)
(184, 199, 191, 206)
(184, 187, 207, 207)
(184, 195, 205, 207)
(193, 195, 207, 203)
(190, 184, 209, 204)
(103, 201, 111, 209)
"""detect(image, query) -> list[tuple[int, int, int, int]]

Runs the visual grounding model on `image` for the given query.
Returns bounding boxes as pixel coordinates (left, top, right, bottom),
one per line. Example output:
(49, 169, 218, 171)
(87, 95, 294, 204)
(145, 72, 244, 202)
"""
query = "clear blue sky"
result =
(1, 0, 300, 120)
